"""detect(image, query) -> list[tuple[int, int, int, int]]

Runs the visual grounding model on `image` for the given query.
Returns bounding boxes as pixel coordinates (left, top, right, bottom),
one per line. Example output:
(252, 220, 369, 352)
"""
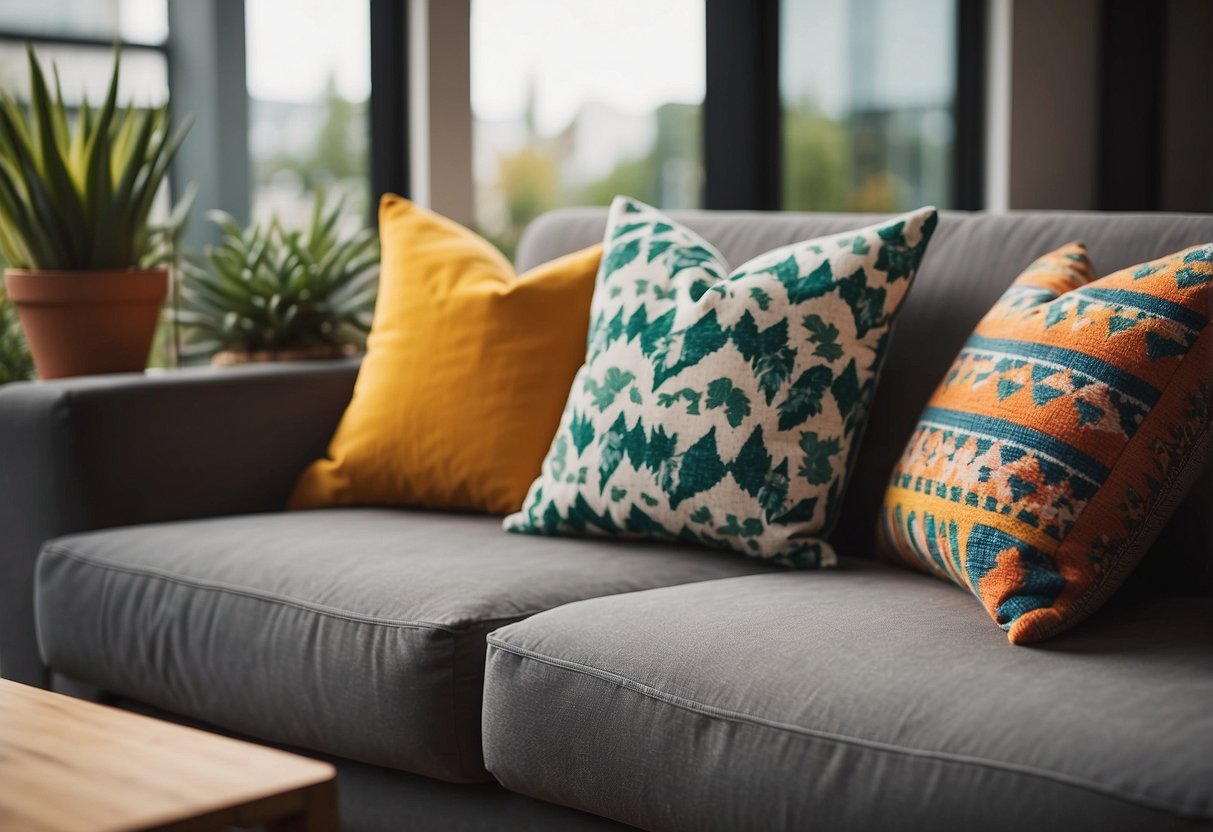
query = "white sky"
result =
(120, 0, 169, 44)
(244, 0, 704, 129)
(471, 0, 704, 133)
(781, 0, 954, 114)
(245, 0, 372, 102)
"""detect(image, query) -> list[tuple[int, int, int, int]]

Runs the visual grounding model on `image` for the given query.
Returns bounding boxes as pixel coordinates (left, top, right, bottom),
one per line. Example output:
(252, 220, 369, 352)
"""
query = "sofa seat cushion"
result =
(483, 561, 1213, 831)
(34, 509, 774, 783)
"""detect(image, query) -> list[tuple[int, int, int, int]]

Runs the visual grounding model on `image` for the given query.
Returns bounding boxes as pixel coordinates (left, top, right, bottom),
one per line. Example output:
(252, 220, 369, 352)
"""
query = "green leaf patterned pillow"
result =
(504, 197, 938, 566)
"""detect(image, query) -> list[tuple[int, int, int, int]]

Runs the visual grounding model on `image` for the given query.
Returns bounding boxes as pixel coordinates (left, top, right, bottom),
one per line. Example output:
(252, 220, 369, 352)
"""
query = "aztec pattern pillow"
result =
(878, 242, 1213, 644)
(505, 197, 938, 567)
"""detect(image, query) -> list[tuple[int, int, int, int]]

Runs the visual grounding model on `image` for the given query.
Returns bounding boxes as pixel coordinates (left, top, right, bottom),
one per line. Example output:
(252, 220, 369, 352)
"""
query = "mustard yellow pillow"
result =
(290, 195, 602, 514)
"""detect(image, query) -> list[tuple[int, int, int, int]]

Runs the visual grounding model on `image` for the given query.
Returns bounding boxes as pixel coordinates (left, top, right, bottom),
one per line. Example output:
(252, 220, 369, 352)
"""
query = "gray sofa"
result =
(2, 208, 1211, 832)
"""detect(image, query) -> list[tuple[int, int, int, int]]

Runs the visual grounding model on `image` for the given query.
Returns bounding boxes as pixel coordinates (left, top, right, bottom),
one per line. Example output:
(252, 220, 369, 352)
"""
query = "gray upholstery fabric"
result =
(0, 359, 358, 685)
(516, 209, 1213, 569)
(483, 561, 1213, 832)
(35, 509, 775, 782)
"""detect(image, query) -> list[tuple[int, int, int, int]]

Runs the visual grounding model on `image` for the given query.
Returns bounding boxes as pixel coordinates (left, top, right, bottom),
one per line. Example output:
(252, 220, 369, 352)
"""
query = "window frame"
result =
(3, 0, 988, 235)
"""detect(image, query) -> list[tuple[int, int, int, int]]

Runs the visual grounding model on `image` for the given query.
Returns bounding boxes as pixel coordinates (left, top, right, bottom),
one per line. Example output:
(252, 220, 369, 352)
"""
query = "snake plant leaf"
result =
(67, 95, 90, 178)
(81, 47, 122, 265)
(48, 67, 70, 160)
(131, 114, 191, 230)
(0, 43, 192, 270)
(0, 102, 71, 263)
(109, 103, 138, 176)
(0, 158, 51, 264)
(111, 107, 154, 207)
(30, 90, 85, 263)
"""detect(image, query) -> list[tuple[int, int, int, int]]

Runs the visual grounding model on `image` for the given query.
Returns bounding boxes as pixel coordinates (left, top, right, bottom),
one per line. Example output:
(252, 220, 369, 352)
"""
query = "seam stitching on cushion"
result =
(42, 544, 459, 633)
(485, 636, 1213, 819)
(1060, 402, 1213, 632)
(1044, 326, 1213, 637)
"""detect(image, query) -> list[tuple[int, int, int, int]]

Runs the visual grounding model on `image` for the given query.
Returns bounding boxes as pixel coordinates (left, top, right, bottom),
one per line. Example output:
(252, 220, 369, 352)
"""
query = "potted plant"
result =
(176, 194, 378, 365)
(0, 45, 192, 379)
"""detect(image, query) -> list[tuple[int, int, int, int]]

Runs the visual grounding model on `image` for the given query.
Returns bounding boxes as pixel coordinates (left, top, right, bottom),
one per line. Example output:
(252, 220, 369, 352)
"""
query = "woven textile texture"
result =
(878, 242, 1213, 643)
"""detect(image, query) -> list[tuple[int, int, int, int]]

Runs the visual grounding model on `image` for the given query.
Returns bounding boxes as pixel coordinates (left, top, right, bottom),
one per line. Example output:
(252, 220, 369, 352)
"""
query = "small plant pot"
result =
(211, 343, 358, 367)
(4, 268, 168, 380)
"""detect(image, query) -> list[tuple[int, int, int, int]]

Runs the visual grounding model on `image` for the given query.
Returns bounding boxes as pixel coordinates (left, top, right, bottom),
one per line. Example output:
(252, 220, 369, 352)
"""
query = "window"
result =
(0, 0, 166, 44)
(0, 0, 169, 108)
(779, 0, 956, 211)
(0, 41, 168, 106)
(0, 0, 171, 212)
(471, 0, 705, 256)
(245, 0, 370, 228)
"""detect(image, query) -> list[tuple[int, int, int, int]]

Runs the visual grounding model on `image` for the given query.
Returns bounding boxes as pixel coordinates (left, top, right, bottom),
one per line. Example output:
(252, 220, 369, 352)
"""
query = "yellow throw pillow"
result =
(290, 195, 602, 515)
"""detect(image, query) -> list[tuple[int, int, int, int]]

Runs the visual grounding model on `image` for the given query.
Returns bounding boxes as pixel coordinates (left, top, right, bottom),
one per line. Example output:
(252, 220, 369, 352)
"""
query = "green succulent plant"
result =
(176, 194, 379, 359)
(0, 43, 193, 270)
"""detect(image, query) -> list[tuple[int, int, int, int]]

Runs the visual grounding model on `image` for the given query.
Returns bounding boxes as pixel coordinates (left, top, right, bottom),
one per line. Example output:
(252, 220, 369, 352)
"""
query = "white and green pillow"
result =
(505, 197, 938, 566)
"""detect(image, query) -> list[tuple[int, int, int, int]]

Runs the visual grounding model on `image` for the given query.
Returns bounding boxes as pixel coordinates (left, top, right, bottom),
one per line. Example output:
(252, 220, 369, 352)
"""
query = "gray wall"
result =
(990, 0, 1212, 212)
(1161, 0, 1213, 213)
(1006, 0, 1100, 211)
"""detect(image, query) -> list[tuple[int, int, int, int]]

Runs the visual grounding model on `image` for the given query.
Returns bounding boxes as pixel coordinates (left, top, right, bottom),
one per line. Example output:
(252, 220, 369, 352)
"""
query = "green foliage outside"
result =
(782, 102, 853, 212)
(254, 75, 369, 216)
(481, 95, 947, 260)
(582, 104, 701, 208)
(782, 98, 950, 213)
(487, 145, 561, 257)
(481, 103, 700, 260)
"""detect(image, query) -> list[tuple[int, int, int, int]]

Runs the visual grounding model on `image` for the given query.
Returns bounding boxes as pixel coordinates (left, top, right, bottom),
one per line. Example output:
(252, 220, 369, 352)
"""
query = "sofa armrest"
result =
(0, 359, 359, 686)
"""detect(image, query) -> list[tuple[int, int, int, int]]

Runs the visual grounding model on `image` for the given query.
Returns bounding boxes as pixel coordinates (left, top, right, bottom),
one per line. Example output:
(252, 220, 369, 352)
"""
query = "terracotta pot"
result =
(211, 343, 358, 367)
(4, 268, 168, 380)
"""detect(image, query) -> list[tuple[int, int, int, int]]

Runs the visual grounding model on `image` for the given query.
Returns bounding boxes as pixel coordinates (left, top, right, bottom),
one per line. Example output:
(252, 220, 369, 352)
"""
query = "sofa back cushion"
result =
(515, 209, 1213, 578)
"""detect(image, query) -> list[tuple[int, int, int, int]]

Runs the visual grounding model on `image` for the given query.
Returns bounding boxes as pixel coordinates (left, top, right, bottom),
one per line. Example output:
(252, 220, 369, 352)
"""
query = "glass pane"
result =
(245, 0, 370, 229)
(0, 0, 168, 45)
(472, 0, 705, 257)
(780, 0, 956, 211)
(0, 40, 168, 106)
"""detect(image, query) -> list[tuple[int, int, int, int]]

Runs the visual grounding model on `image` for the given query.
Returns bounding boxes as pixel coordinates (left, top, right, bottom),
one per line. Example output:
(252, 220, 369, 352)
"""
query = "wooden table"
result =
(0, 679, 338, 831)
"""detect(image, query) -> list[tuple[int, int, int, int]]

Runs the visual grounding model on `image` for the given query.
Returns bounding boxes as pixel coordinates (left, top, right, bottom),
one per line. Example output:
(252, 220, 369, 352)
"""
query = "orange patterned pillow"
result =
(877, 242, 1212, 644)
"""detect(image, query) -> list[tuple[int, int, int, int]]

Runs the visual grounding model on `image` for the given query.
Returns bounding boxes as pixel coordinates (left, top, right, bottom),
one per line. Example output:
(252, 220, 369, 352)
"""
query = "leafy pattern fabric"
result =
(505, 197, 938, 566)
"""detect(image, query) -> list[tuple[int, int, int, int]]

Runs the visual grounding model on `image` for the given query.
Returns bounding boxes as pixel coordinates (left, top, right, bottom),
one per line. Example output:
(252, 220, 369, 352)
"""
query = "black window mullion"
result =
(952, 0, 986, 210)
(703, 0, 780, 211)
(1097, 0, 1165, 211)
(0, 30, 168, 53)
(369, 0, 410, 216)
